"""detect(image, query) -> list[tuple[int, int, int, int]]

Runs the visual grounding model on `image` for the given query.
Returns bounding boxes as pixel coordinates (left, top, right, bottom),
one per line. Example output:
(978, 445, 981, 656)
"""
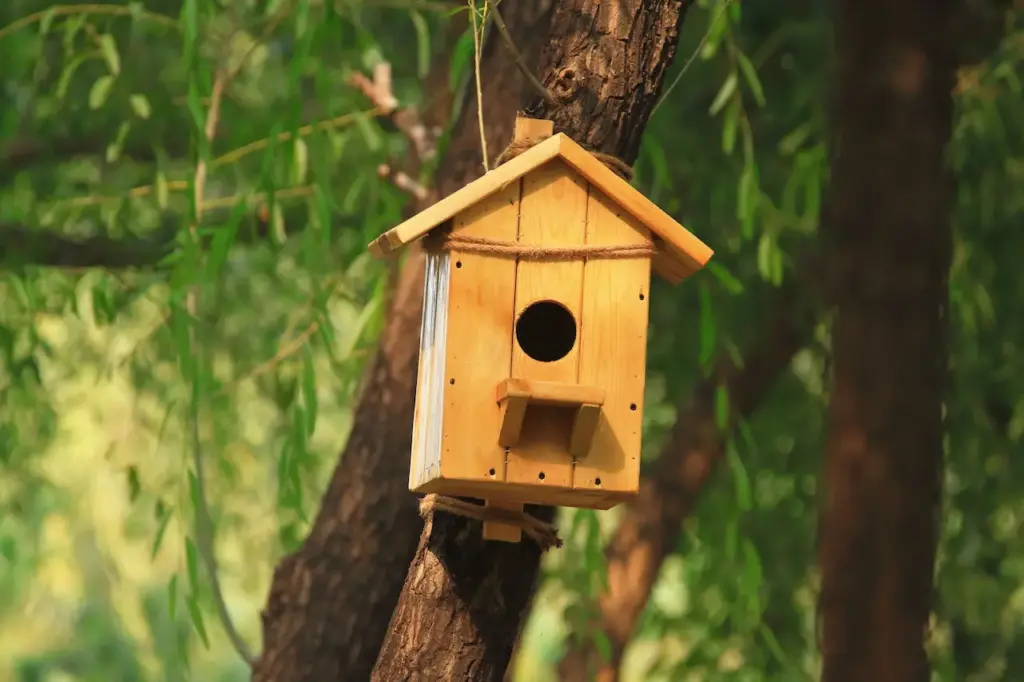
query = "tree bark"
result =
(371, 3, 696, 680)
(817, 0, 955, 680)
(251, 4, 555, 680)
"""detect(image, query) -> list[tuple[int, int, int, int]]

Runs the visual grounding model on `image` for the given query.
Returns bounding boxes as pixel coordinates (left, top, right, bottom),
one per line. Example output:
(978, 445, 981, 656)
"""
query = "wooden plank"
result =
(505, 161, 589, 489)
(553, 135, 713, 281)
(569, 403, 602, 459)
(482, 499, 523, 543)
(496, 377, 605, 407)
(514, 115, 554, 142)
(498, 395, 528, 448)
(573, 188, 652, 496)
(408, 252, 449, 490)
(414, 476, 630, 510)
(367, 135, 562, 257)
(435, 181, 522, 487)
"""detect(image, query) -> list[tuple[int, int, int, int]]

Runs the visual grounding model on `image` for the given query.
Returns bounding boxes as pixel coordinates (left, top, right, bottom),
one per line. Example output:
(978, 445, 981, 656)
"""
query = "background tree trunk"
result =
(371, 2, 695, 680)
(817, 0, 956, 680)
(252, 3, 555, 680)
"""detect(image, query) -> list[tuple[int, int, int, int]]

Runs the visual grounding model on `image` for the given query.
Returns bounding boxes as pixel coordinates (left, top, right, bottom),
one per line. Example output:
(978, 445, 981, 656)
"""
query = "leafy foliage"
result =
(0, 0, 1021, 680)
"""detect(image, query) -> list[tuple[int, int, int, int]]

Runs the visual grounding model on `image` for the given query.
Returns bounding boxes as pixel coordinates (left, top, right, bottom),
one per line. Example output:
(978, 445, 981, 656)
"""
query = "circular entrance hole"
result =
(515, 300, 577, 363)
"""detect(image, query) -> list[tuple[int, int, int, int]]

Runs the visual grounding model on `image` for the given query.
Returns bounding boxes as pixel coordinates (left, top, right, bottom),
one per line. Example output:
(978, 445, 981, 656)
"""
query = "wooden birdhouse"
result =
(367, 116, 713, 542)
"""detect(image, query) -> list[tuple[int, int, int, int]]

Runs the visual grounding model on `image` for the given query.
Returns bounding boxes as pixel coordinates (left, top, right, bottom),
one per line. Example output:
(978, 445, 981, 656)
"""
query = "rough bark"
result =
(371, 3, 695, 680)
(251, 4, 554, 680)
(817, 0, 955, 680)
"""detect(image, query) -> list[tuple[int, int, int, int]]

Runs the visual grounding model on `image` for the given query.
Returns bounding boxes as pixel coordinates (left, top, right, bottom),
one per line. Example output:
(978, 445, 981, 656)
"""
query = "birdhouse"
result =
(367, 116, 713, 542)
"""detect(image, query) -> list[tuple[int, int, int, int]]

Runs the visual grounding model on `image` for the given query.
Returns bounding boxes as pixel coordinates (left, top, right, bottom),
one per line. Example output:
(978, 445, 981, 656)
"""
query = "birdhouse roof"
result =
(367, 133, 713, 283)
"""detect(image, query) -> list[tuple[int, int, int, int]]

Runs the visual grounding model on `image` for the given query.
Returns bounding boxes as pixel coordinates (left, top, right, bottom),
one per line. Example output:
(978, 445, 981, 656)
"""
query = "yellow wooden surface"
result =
(569, 403, 602, 459)
(498, 394, 529, 448)
(573, 189, 652, 496)
(496, 377, 606, 406)
(505, 161, 588, 489)
(435, 182, 522, 486)
(514, 115, 554, 143)
(482, 499, 524, 543)
(547, 136, 712, 281)
(368, 135, 562, 257)
(367, 132, 714, 284)
(411, 474, 636, 510)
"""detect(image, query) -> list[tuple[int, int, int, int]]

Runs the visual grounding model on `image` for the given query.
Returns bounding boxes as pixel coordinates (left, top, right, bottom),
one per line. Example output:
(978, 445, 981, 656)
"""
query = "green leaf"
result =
(726, 442, 752, 511)
(98, 34, 120, 75)
(168, 574, 178, 621)
(186, 594, 210, 648)
(411, 11, 431, 78)
(151, 503, 172, 559)
(185, 536, 200, 591)
(106, 121, 131, 163)
(62, 15, 86, 52)
(706, 262, 744, 294)
(698, 282, 716, 368)
(448, 28, 475, 92)
(88, 75, 115, 110)
(39, 6, 57, 35)
(721, 97, 740, 153)
(715, 384, 730, 430)
(593, 630, 613, 663)
(126, 466, 141, 502)
(709, 73, 737, 115)
(301, 346, 318, 436)
(56, 54, 88, 101)
(736, 52, 765, 106)
(130, 93, 152, 120)
(292, 138, 309, 184)
(156, 171, 170, 209)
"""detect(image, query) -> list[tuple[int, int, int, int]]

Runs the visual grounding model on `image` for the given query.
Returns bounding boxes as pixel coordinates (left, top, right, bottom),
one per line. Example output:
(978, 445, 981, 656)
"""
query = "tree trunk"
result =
(817, 0, 955, 680)
(371, 3, 695, 680)
(252, 3, 555, 680)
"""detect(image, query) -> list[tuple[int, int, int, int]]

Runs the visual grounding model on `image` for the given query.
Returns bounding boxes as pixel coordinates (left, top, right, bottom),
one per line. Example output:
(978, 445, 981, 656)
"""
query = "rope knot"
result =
(419, 494, 563, 551)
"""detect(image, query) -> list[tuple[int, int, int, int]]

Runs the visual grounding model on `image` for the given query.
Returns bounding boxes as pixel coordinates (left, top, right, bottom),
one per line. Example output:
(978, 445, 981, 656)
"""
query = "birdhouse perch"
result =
(367, 115, 713, 543)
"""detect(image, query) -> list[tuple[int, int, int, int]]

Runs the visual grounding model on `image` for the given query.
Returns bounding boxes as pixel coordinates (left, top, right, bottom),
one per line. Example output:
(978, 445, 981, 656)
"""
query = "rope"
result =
(424, 133, 648, 260)
(419, 494, 563, 551)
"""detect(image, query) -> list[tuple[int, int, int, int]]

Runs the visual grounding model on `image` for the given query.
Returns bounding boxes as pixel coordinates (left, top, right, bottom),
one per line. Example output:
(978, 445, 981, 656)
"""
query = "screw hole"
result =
(449, 378, 455, 385)
(595, 477, 602, 486)
(488, 468, 496, 476)
(456, 260, 462, 268)
(639, 293, 645, 301)
(630, 403, 637, 411)
(538, 472, 546, 480)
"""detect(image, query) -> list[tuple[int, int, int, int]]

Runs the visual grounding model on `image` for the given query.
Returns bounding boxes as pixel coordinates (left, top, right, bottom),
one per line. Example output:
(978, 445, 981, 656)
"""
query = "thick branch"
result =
(250, 5, 553, 680)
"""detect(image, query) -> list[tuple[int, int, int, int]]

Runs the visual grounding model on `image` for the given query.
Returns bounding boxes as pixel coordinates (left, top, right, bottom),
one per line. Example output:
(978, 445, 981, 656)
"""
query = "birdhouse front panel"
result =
(408, 158, 653, 510)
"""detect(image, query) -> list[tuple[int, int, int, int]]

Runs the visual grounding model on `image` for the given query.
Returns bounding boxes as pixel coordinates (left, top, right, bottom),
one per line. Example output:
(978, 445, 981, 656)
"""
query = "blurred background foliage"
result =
(0, 1, 1021, 681)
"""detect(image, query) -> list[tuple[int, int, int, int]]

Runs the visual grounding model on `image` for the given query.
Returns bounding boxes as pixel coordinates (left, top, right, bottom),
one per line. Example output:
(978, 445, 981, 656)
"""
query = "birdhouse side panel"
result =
(506, 160, 589, 489)
(409, 252, 450, 491)
(574, 189, 653, 498)
(435, 182, 523, 486)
